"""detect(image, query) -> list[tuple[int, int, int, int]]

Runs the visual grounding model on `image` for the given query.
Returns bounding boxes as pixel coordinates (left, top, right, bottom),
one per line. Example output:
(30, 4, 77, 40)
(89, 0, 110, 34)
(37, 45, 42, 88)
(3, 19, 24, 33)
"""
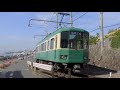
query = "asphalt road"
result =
(0, 57, 52, 78)
(1, 57, 119, 78)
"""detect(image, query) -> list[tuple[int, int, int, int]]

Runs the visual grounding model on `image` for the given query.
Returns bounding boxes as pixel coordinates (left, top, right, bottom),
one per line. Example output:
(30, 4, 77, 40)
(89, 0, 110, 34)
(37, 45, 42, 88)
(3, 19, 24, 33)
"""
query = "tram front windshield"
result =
(61, 31, 89, 49)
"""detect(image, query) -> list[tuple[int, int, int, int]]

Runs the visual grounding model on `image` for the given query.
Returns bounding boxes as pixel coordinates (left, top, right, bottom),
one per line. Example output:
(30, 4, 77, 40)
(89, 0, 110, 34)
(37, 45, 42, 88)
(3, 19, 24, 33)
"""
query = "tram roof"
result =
(37, 27, 89, 45)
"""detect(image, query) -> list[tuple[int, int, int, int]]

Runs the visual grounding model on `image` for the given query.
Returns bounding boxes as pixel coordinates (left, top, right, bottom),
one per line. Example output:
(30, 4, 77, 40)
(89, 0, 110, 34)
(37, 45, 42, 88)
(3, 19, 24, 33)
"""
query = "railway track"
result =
(29, 67, 95, 78)
(27, 61, 96, 78)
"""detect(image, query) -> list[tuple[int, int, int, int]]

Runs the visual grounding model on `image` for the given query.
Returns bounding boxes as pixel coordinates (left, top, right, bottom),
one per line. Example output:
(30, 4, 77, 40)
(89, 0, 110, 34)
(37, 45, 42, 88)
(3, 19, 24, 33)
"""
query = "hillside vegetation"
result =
(89, 28, 120, 49)
(89, 28, 120, 71)
(110, 30, 120, 49)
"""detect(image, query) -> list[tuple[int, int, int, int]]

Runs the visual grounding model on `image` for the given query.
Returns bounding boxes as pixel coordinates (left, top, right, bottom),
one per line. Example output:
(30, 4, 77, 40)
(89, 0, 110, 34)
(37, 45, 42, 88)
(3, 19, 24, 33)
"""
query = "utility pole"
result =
(70, 12, 73, 27)
(100, 12, 104, 54)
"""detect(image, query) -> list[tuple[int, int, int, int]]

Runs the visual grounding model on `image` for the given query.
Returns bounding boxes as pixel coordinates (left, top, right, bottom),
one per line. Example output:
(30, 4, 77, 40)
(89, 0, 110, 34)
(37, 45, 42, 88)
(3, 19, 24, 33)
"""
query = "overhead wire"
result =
(64, 12, 88, 28)
(73, 12, 88, 22)
(90, 23, 120, 33)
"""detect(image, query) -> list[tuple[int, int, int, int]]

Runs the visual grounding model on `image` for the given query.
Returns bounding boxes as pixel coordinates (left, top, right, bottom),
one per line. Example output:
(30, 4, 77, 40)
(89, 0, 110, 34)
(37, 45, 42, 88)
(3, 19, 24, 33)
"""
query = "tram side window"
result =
(44, 42, 46, 51)
(50, 38, 54, 49)
(84, 33, 89, 49)
(42, 44, 43, 51)
(79, 32, 84, 49)
(43, 43, 45, 51)
(40, 45, 41, 51)
(43, 43, 44, 51)
(47, 41, 50, 50)
(41, 44, 43, 51)
(36, 47, 37, 52)
(61, 31, 69, 48)
(36, 47, 39, 52)
(56, 36, 57, 48)
(35, 47, 37, 52)
(39, 45, 41, 51)
(37, 46, 39, 52)
(38, 46, 39, 52)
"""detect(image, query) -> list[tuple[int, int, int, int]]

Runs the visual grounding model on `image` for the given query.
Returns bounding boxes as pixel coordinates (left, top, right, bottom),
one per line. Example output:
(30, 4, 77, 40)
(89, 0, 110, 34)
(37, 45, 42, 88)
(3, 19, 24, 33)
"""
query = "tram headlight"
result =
(84, 57, 87, 60)
(64, 55, 67, 59)
(60, 55, 63, 59)
(60, 55, 68, 59)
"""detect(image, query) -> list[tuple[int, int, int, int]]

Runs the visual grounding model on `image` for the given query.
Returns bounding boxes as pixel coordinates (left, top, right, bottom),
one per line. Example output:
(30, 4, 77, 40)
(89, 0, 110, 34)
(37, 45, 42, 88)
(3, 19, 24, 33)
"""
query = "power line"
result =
(65, 12, 87, 28)
(90, 23, 120, 33)
(28, 19, 72, 27)
(73, 12, 88, 22)
(44, 13, 55, 34)
(89, 27, 100, 32)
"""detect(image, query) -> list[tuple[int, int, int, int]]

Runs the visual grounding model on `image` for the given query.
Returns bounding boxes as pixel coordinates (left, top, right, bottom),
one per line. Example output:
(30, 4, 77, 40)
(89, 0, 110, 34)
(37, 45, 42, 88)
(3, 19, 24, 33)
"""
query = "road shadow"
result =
(81, 64, 117, 76)
(0, 70, 24, 78)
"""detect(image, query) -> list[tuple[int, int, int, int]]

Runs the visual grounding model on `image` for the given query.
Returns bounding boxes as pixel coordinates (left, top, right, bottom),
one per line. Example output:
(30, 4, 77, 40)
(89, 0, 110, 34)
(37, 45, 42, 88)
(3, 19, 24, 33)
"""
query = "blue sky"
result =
(0, 12, 120, 54)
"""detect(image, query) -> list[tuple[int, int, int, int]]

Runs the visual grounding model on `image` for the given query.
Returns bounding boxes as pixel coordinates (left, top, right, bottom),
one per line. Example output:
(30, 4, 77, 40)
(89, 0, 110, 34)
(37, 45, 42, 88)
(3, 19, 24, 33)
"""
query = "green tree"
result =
(111, 31, 120, 49)
(96, 33, 99, 37)
(108, 29, 114, 34)
(89, 35, 98, 45)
